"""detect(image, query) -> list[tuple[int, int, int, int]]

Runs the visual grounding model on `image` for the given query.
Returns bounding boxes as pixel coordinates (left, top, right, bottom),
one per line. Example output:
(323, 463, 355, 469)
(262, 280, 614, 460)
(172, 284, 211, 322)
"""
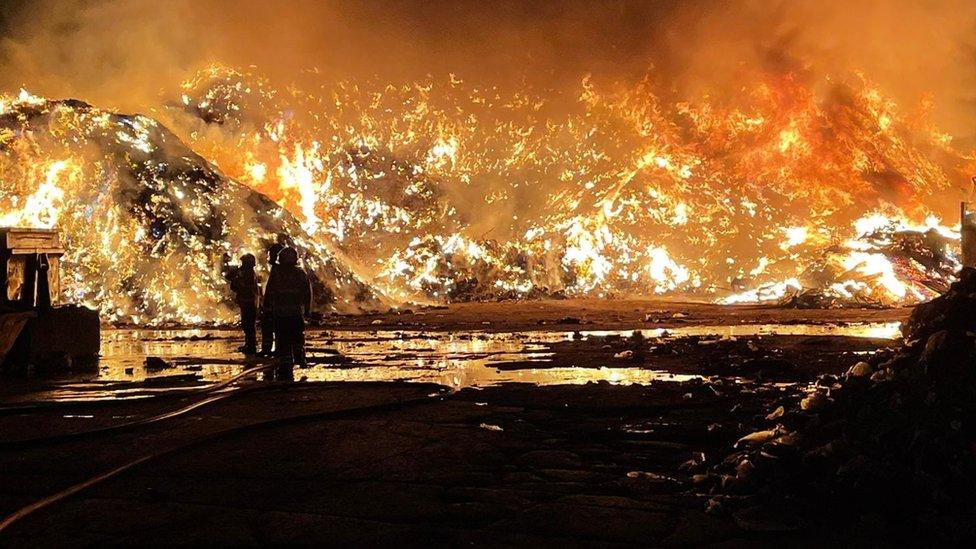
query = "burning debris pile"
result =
(0, 92, 379, 324)
(726, 217, 961, 308)
(0, 63, 971, 320)
(170, 66, 967, 306)
(702, 269, 976, 540)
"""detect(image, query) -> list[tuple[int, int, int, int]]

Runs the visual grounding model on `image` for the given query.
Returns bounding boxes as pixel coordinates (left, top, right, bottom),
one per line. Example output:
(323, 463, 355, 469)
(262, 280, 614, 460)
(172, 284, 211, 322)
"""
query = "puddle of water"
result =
(14, 321, 899, 402)
(93, 329, 702, 389)
(581, 322, 903, 340)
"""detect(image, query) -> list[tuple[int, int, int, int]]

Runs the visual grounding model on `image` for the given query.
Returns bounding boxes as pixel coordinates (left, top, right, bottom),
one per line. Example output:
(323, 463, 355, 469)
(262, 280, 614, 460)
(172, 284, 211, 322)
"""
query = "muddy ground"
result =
(0, 300, 911, 546)
(494, 331, 894, 382)
(325, 298, 910, 332)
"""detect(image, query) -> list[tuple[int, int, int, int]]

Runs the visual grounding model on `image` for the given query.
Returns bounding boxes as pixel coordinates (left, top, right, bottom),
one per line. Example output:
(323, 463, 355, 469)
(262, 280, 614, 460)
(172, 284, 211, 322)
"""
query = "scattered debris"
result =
(798, 390, 829, 411)
(709, 267, 976, 541)
(765, 406, 785, 420)
(144, 356, 170, 371)
(734, 427, 781, 448)
(142, 373, 200, 386)
(846, 361, 873, 377)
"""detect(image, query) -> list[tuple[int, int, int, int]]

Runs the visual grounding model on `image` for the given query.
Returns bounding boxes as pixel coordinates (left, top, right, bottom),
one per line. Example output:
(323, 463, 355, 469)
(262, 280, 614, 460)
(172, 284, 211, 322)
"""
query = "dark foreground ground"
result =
(0, 300, 910, 546)
(0, 382, 867, 547)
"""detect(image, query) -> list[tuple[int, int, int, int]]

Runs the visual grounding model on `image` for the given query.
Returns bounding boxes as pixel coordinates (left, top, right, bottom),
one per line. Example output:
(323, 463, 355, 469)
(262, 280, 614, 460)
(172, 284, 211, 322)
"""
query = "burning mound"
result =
(0, 93, 380, 324)
(723, 218, 961, 307)
(704, 269, 976, 541)
(1, 63, 970, 315)
(167, 66, 968, 305)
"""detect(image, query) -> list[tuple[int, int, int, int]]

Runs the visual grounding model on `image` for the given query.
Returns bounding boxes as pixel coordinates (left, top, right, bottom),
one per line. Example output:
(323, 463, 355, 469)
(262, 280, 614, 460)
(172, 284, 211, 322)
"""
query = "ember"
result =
(0, 95, 379, 324)
(173, 67, 965, 307)
(0, 66, 969, 321)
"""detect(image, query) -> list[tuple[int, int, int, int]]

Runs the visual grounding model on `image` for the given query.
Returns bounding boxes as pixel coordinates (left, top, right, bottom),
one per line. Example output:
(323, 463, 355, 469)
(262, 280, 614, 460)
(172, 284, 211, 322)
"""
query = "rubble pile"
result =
(0, 97, 381, 323)
(774, 225, 960, 308)
(702, 268, 976, 540)
(173, 66, 966, 307)
(3, 69, 970, 310)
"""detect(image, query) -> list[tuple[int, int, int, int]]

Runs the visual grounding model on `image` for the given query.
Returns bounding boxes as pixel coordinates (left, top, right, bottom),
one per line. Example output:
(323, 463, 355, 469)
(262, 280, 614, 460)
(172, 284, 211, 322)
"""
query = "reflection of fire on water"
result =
(72, 323, 896, 397)
(0, 64, 971, 323)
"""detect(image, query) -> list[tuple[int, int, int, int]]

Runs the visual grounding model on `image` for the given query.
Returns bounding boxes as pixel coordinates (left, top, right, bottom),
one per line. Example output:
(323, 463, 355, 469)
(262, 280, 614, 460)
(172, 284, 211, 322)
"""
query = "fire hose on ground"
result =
(0, 356, 283, 416)
(0, 385, 449, 536)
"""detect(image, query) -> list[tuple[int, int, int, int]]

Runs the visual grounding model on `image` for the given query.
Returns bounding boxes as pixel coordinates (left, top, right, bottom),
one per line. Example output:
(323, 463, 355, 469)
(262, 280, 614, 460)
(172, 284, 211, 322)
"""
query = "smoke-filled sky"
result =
(1, 0, 976, 134)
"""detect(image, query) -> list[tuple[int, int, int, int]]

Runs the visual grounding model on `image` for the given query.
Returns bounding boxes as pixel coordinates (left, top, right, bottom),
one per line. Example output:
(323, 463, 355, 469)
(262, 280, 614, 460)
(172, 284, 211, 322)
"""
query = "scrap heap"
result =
(1, 64, 972, 320)
(703, 269, 976, 540)
(774, 223, 960, 308)
(173, 66, 967, 307)
(0, 95, 380, 324)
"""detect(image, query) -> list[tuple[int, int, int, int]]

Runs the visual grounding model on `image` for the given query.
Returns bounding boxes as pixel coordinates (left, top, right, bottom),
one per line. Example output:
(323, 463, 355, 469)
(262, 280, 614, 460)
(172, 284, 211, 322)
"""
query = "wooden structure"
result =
(0, 228, 64, 307)
(0, 228, 99, 373)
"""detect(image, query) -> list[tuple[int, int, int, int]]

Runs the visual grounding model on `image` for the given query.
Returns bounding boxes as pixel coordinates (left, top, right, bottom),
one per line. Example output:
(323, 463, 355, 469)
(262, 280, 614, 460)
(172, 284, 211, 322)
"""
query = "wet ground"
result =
(323, 297, 909, 332)
(0, 300, 911, 545)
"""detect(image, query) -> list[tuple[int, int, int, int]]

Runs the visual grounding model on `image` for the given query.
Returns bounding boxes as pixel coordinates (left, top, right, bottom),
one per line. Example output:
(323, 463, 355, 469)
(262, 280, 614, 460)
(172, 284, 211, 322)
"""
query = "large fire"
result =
(0, 65, 969, 323)
(0, 88, 376, 324)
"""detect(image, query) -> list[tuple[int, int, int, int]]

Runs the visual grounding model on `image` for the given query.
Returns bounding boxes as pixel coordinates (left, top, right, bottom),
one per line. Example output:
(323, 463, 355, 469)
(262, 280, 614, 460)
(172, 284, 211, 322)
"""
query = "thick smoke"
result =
(1, 0, 975, 134)
(661, 0, 976, 138)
